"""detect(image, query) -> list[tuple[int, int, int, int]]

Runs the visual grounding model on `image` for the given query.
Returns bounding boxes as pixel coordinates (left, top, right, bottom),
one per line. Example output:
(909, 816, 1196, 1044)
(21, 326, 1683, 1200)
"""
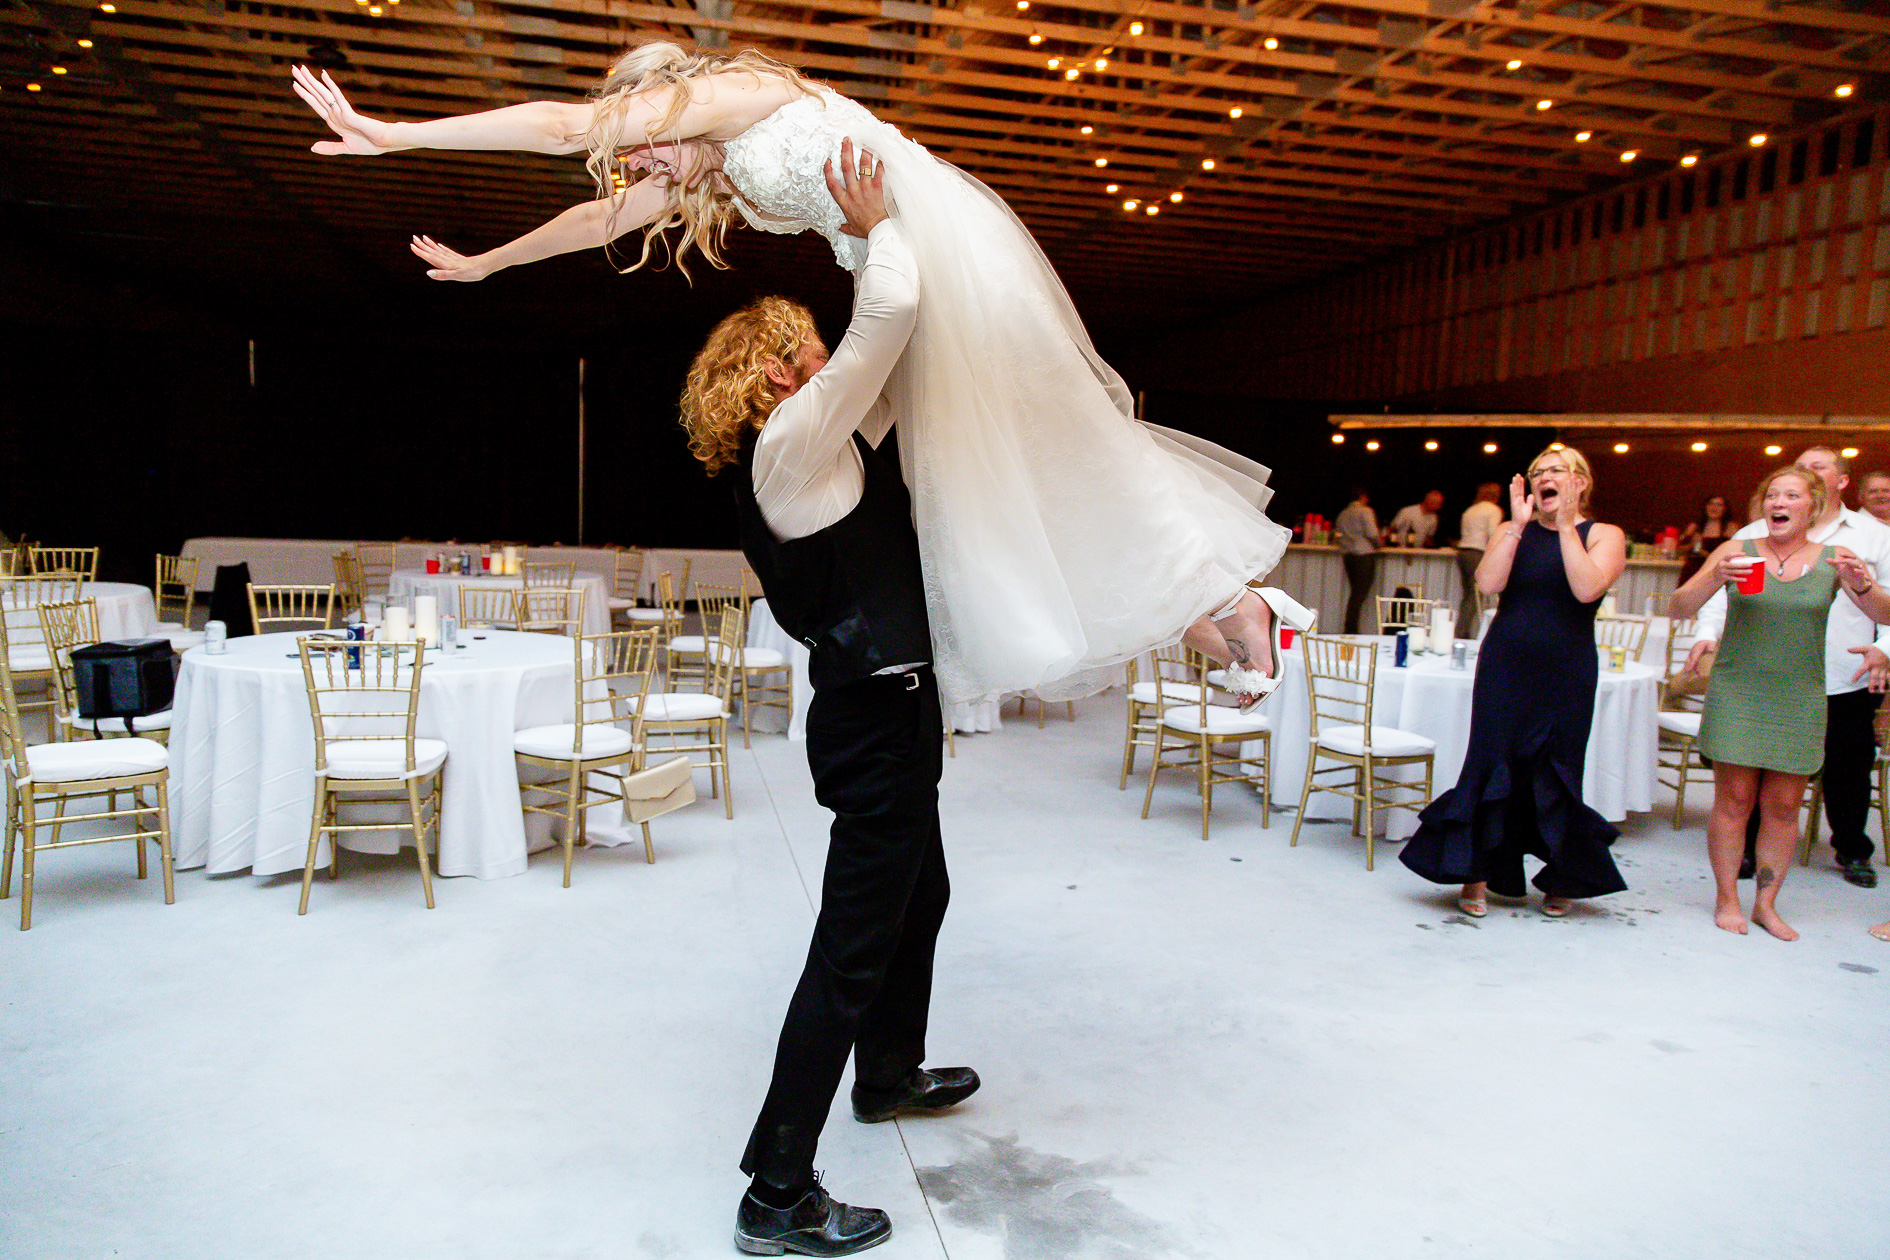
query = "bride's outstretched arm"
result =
(410, 182, 666, 281)
(293, 65, 797, 156)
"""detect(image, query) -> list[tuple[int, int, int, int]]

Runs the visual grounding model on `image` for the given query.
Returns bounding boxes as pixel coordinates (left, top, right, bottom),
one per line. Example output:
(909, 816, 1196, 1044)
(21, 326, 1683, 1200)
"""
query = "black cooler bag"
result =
(70, 640, 177, 734)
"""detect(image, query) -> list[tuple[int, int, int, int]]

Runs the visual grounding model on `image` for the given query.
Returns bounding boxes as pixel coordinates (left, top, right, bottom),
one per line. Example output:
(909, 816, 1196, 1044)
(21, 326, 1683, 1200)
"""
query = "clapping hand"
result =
(1829, 546, 1876, 594)
(292, 66, 397, 156)
(1507, 474, 1534, 526)
(410, 235, 490, 282)
(1848, 644, 1890, 692)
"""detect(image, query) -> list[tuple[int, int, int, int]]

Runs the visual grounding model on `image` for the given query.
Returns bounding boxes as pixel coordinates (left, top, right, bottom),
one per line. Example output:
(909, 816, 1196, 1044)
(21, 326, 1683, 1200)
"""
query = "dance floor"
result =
(4, 694, 1884, 1259)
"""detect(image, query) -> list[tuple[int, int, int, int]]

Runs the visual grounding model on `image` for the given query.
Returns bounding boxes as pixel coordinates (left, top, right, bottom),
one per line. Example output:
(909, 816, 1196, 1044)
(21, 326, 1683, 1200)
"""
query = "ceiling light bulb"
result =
(1129, 21, 1144, 35)
(1047, 58, 1059, 68)
(1424, 440, 1439, 451)
(1843, 447, 1860, 459)
(1264, 37, 1279, 50)
(1017, 1, 1029, 9)
(367, 4, 381, 12)
(1331, 434, 1345, 445)
(1365, 440, 1381, 451)
(1146, 205, 1159, 215)
(1835, 83, 1854, 98)
(1620, 150, 1637, 162)
(1749, 133, 1768, 146)
(1081, 125, 1093, 134)
(1690, 441, 1708, 452)
(98, 2, 113, 9)
(1065, 68, 1080, 79)
(1613, 443, 1629, 454)
(26, 82, 41, 90)
(1536, 98, 1553, 111)
(1095, 59, 1107, 70)
(1680, 154, 1699, 167)
(1575, 130, 1591, 142)
(1229, 107, 1243, 118)
(1105, 183, 1118, 192)
(1169, 191, 1182, 202)
(1201, 158, 1215, 170)
(1123, 200, 1138, 210)
(1095, 157, 1108, 166)
(76, 38, 92, 47)
(1029, 33, 1042, 44)
(1765, 444, 1783, 456)
(51, 66, 66, 74)
(1483, 443, 1498, 454)
(1506, 59, 1522, 70)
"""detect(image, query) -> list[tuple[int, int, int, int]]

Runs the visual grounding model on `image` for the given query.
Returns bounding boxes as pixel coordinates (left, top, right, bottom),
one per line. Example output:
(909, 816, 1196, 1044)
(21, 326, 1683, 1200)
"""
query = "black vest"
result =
(734, 430, 933, 691)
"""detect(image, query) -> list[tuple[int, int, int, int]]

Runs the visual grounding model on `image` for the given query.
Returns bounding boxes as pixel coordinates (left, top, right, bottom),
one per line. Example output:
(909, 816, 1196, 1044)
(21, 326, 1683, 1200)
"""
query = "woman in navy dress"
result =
(1400, 446, 1629, 917)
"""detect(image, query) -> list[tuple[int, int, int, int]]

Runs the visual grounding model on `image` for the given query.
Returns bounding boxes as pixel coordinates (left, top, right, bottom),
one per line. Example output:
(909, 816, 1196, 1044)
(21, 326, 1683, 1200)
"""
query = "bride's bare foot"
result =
(1714, 898, 1749, 935)
(1212, 589, 1275, 679)
(1751, 904, 1799, 941)
(1868, 921, 1890, 942)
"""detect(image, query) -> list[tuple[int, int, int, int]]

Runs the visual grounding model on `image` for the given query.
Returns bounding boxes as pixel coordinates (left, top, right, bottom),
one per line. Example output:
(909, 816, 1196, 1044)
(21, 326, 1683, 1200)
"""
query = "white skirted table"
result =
(1, 581, 158, 641)
(387, 570, 612, 637)
(744, 598, 1001, 740)
(1251, 638, 1659, 840)
(167, 630, 631, 880)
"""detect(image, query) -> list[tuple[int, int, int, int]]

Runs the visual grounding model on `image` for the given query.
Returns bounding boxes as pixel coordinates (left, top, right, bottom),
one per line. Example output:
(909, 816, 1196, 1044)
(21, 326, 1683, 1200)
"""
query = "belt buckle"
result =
(904, 671, 921, 691)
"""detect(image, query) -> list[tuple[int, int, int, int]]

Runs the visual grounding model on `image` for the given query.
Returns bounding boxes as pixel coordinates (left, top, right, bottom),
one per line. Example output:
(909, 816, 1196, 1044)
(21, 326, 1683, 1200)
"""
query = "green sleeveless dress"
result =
(1698, 541, 1836, 775)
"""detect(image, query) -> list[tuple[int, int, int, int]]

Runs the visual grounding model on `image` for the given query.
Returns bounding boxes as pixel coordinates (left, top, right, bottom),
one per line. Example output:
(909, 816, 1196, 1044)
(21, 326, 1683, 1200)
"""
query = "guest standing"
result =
(1687, 447, 1890, 890)
(1677, 494, 1740, 584)
(1335, 488, 1380, 635)
(1670, 464, 1890, 940)
(1859, 470, 1890, 527)
(1456, 483, 1504, 630)
(1386, 490, 1445, 548)
(1400, 447, 1629, 918)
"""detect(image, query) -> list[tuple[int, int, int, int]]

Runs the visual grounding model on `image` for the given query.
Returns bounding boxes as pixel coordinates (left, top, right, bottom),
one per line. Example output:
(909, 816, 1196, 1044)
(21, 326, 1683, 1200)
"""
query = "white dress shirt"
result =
(1334, 502, 1378, 554)
(1693, 505, 1890, 696)
(1459, 500, 1504, 551)
(1387, 504, 1438, 546)
(751, 219, 919, 542)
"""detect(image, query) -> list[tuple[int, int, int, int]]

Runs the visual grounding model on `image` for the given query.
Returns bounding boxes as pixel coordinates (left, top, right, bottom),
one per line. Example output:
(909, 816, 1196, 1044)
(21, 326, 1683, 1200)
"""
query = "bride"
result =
(292, 42, 1308, 707)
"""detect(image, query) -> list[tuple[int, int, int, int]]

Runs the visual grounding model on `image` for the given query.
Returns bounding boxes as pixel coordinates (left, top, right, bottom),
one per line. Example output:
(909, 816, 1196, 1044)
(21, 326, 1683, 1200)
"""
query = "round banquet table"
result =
(1251, 638, 1659, 841)
(167, 630, 631, 880)
(387, 570, 612, 638)
(2, 581, 157, 641)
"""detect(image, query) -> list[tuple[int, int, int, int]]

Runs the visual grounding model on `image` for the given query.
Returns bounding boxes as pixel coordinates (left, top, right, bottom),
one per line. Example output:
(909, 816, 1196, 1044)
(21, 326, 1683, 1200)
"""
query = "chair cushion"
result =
(667, 635, 708, 654)
(1315, 724, 1436, 757)
(1657, 710, 1702, 737)
(512, 723, 636, 760)
(320, 738, 448, 780)
(622, 608, 668, 622)
(740, 647, 788, 669)
(8, 650, 52, 673)
(63, 709, 174, 734)
(1132, 680, 1206, 705)
(606, 596, 634, 610)
(1159, 705, 1270, 736)
(634, 693, 728, 722)
(20, 738, 167, 783)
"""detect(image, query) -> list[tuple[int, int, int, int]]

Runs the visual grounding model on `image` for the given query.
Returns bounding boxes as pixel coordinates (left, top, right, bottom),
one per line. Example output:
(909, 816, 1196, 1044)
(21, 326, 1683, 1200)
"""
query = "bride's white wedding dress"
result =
(722, 89, 1290, 705)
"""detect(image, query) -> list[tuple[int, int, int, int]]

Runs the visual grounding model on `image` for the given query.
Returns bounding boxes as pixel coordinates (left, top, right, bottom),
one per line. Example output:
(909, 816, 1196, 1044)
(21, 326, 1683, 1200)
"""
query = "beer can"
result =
(439, 614, 459, 654)
(1609, 645, 1626, 672)
(1452, 642, 1468, 671)
(204, 620, 227, 655)
(1394, 630, 1409, 667)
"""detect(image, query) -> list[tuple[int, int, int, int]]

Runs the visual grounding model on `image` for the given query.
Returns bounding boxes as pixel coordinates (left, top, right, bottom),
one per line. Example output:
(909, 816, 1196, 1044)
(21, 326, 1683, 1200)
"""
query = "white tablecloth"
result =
(1254, 639, 1659, 840)
(168, 631, 631, 880)
(388, 570, 612, 637)
(179, 539, 626, 589)
(3, 581, 158, 642)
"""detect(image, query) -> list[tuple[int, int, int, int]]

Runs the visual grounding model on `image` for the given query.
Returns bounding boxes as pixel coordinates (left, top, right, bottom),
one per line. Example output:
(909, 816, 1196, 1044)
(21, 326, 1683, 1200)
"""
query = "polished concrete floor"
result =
(3, 694, 1886, 1260)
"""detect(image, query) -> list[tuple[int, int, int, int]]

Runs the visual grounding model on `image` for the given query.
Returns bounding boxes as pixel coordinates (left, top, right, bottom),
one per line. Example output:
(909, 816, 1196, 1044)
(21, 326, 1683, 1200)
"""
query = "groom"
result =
(679, 141, 977, 1257)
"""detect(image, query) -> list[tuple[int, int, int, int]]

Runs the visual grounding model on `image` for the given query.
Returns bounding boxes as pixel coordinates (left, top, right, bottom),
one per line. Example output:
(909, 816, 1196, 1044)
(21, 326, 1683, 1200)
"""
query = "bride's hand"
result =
(411, 236, 492, 282)
(292, 65, 399, 155)
(825, 138, 888, 238)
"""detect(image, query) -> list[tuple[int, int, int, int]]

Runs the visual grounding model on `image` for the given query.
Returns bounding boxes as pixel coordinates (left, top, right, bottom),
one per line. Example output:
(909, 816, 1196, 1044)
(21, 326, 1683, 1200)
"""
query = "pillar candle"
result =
(1429, 605, 1453, 654)
(1598, 593, 1617, 619)
(1408, 626, 1429, 654)
(414, 595, 439, 647)
(503, 545, 521, 576)
(383, 606, 411, 643)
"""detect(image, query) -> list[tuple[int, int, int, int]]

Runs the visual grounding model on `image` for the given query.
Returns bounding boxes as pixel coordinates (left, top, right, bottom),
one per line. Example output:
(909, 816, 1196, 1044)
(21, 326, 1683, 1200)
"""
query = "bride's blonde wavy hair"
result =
(680, 296, 822, 475)
(586, 40, 815, 277)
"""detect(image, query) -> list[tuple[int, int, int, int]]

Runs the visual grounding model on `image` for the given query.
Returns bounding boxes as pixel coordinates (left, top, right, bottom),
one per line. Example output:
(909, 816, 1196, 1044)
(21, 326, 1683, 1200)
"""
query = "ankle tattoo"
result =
(1225, 636, 1252, 667)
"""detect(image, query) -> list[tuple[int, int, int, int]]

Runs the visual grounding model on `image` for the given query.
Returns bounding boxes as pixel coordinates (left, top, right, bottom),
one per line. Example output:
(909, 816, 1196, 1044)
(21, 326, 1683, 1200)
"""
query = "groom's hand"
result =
(826, 137, 889, 238)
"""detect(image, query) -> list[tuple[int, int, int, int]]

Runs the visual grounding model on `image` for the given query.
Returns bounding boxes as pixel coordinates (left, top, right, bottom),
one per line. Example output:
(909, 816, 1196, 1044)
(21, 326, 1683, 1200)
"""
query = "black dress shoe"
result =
(1839, 858, 1880, 888)
(851, 1067, 980, 1124)
(735, 1182, 890, 1257)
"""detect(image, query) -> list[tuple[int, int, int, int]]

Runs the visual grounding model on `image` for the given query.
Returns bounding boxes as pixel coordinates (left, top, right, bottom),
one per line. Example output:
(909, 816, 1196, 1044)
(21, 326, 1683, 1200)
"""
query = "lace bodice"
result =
(721, 90, 878, 272)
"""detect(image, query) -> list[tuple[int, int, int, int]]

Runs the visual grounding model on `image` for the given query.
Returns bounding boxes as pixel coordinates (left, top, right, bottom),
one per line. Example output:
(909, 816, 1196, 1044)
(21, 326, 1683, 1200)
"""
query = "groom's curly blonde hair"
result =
(680, 296, 821, 475)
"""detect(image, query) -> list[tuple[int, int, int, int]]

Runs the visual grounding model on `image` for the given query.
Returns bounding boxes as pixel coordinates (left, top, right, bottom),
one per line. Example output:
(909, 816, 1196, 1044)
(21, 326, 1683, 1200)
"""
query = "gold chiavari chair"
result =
(248, 584, 336, 634)
(637, 605, 738, 818)
(154, 554, 200, 632)
(1013, 693, 1076, 726)
(1374, 594, 1435, 633)
(457, 585, 519, 630)
(3, 573, 83, 731)
(1595, 613, 1652, 662)
(731, 584, 793, 749)
(1120, 644, 1211, 788)
(514, 627, 695, 880)
(516, 586, 586, 636)
(606, 548, 647, 625)
(29, 547, 100, 582)
(1139, 647, 1272, 840)
(522, 560, 578, 589)
(330, 551, 368, 624)
(668, 581, 746, 692)
(39, 598, 175, 745)
(0, 547, 22, 577)
(353, 542, 396, 601)
(297, 639, 445, 914)
(0, 618, 173, 930)
(1290, 633, 1437, 870)
(1655, 618, 1713, 826)
(623, 571, 687, 659)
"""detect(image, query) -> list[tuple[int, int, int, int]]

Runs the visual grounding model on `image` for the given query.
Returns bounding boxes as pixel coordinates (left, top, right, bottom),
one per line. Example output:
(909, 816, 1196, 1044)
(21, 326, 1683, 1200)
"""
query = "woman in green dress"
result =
(1670, 466, 1890, 940)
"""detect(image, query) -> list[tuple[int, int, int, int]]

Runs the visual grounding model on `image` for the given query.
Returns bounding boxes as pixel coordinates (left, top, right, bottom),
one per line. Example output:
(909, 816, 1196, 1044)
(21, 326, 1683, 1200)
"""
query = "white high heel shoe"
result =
(1218, 586, 1318, 714)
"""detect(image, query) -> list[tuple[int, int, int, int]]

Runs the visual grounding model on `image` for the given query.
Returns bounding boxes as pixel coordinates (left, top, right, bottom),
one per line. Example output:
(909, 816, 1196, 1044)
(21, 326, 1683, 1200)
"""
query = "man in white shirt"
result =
(680, 146, 975, 1257)
(1860, 470, 1890, 527)
(1456, 483, 1504, 627)
(1690, 446, 1890, 887)
(1386, 490, 1444, 548)
(1334, 488, 1379, 633)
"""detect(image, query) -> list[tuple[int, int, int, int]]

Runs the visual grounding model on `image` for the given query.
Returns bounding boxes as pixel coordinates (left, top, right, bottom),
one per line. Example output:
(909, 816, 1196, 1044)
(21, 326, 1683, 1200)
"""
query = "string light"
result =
(1047, 57, 1060, 68)
(1169, 191, 1182, 202)
(367, 5, 382, 13)
(1080, 124, 1093, 134)
(1105, 183, 1119, 192)
(1094, 58, 1107, 70)
(1201, 158, 1216, 170)
(1065, 67, 1080, 79)
(26, 82, 41, 91)
(1690, 441, 1708, 452)
(1029, 33, 1042, 44)
(1146, 204, 1159, 215)
(1619, 150, 1637, 163)
(1842, 447, 1861, 459)
(1765, 444, 1783, 456)
(1680, 153, 1699, 167)
(1229, 106, 1243, 118)
(1424, 440, 1439, 451)
(51, 66, 66, 74)
(1506, 58, 1522, 70)
(1331, 434, 1346, 445)
(1129, 21, 1143, 35)
(76, 39, 92, 47)
(1123, 199, 1139, 211)
(1835, 83, 1854, 98)
(1749, 133, 1768, 146)
(1574, 131, 1591, 142)
(1365, 440, 1381, 451)
(1535, 99, 1553, 111)
(1264, 36, 1278, 50)
(1613, 443, 1629, 454)
(98, 2, 114, 9)
(1017, 1, 1029, 8)
(1094, 157, 1108, 167)
(1483, 442, 1499, 454)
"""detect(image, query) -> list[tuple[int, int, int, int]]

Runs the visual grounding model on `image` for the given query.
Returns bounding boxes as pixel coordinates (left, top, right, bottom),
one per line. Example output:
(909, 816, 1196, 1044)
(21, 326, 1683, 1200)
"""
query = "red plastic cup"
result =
(1280, 626, 1297, 649)
(481, 555, 491, 572)
(425, 558, 441, 575)
(1735, 559, 1765, 595)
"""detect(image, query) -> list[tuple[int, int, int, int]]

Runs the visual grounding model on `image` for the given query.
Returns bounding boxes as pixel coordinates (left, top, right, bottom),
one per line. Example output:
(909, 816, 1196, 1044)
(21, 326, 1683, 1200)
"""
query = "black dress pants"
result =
(1742, 687, 1879, 864)
(1342, 553, 1378, 635)
(742, 667, 948, 1186)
